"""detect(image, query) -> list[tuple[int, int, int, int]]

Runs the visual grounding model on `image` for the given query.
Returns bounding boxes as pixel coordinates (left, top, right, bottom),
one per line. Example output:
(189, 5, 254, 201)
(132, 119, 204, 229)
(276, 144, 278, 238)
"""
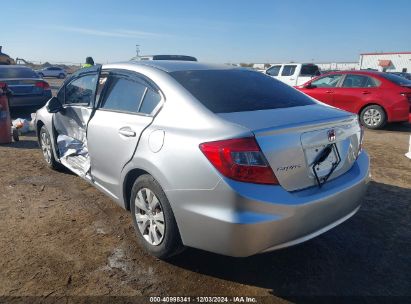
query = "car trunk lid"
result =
(218, 105, 362, 191)
(2, 78, 46, 96)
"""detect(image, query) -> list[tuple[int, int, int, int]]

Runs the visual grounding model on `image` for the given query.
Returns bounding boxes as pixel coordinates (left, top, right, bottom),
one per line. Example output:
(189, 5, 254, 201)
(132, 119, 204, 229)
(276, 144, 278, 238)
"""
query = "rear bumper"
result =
(9, 91, 52, 108)
(168, 151, 370, 257)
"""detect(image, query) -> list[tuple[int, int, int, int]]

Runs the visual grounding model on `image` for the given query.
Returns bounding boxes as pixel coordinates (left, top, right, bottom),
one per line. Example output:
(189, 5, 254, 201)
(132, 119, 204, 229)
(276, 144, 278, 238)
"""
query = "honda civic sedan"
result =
(0, 65, 52, 110)
(297, 70, 411, 129)
(35, 61, 370, 258)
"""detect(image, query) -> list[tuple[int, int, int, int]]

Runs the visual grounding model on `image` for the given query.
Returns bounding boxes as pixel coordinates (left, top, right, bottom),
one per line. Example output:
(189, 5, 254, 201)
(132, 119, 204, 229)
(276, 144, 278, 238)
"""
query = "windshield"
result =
(170, 69, 316, 113)
(0, 67, 39, 79)
(381, 73, 411, 86)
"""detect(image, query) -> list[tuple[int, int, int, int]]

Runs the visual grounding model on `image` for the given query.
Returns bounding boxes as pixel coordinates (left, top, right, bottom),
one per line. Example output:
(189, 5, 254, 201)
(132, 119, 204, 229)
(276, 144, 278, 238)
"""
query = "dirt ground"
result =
(1, 79, 410, 303)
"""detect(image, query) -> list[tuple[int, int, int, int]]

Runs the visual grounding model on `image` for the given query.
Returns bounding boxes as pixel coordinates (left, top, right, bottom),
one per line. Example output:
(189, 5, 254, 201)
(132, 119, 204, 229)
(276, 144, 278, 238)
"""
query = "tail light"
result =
(199, 137, 279, 185)
(35, 81, 50, 90)
(357, 117, 364, 158)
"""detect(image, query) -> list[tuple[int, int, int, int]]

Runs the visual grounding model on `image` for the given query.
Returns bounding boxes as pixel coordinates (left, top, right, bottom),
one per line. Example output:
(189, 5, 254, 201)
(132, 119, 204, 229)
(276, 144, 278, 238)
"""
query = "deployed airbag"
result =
(57, 134, 90, 177)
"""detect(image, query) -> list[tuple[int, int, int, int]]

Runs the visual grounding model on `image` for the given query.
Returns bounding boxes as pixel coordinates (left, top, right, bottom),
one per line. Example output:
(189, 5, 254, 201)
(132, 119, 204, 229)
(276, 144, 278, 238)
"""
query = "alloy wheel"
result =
(363, 108, 382, 127)
(134, 188, 165, 246)
(40, 131, 52, 164)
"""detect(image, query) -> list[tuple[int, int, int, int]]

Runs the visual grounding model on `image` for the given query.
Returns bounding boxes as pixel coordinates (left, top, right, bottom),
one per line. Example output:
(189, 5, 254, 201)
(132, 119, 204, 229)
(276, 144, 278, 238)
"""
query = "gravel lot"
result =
(2, 77, 410, 302)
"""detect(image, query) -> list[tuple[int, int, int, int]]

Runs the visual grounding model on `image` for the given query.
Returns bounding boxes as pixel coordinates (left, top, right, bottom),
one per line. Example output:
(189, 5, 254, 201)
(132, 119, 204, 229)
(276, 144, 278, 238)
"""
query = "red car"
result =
(297, 71, 411, 129)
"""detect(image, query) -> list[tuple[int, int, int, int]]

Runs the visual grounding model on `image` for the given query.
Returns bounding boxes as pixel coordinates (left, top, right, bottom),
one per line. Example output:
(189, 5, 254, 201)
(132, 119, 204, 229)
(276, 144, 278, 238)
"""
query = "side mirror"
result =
(46, 96, 63, 113)
(304, 83, 316, 89)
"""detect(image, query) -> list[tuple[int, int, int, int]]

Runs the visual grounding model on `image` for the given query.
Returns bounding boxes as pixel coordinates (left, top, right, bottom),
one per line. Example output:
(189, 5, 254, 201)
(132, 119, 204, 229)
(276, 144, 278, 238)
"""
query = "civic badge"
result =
(328, 129, 336, 142)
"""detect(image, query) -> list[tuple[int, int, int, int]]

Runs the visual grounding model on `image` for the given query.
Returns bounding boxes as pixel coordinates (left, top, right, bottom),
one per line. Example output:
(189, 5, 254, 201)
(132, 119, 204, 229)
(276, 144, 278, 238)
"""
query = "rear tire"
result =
(12, 128, 19, 142)
(130, 174, 184, 259)
(39, 126, 60, 170)
(360, 105, 386, 129)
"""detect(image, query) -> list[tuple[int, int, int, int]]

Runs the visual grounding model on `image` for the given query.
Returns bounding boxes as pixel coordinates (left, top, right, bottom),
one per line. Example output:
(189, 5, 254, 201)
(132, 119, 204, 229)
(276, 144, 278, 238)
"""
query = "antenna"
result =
(136, 44, 140, 57)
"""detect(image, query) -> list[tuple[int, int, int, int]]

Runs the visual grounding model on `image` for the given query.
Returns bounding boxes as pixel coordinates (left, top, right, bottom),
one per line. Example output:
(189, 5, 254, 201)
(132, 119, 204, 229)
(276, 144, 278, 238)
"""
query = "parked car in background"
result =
(265, 63, 320, 86)
(35, 61, 369, 259)
(36, 66, 67, 79)
(387, 72, 411, 80)
(0, 65, 51, 109)
(320, 69, 340, 75)
(297, 70, 411, 129)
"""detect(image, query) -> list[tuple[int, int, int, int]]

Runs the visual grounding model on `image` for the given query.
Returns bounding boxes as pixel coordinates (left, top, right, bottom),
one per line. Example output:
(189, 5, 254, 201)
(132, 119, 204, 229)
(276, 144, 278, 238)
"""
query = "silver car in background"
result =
(36, 66, 67, 79)
(35, 61, 370, 258)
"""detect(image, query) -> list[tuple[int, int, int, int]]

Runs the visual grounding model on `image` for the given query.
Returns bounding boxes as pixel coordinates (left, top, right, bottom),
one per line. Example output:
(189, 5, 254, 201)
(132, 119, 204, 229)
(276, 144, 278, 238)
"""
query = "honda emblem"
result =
(328, 129, 336, 142)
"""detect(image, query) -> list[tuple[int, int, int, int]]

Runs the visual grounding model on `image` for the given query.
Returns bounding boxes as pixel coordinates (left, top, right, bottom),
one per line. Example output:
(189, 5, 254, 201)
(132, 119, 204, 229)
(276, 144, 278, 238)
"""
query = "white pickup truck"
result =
(265, 63, 320, 86)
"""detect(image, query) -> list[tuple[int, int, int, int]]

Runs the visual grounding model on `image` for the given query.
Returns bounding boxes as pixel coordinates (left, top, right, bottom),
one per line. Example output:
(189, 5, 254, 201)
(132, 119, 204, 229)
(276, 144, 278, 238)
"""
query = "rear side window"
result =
(100, 76, 146, 113)
(139, 89, 161, 114)
(0, 67, 38, 79)
(342, 74, 379, 88)
(170, 69, 316, 113)
(300, 65, 320, 76)
(65, 74, 98, 105)
(281, 65, 296, 76)
(266, 65, 281, 76)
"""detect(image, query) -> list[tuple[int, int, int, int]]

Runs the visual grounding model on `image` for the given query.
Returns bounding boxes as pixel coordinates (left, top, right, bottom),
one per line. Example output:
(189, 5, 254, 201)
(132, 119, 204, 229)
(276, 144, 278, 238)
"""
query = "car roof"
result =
(323, 70, 386, 76)
(115, 60, 234, 73)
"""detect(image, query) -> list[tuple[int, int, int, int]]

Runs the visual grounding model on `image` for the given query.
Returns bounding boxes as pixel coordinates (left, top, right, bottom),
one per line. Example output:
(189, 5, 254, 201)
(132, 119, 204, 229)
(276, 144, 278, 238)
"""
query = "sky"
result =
(2, 0, 411, 64)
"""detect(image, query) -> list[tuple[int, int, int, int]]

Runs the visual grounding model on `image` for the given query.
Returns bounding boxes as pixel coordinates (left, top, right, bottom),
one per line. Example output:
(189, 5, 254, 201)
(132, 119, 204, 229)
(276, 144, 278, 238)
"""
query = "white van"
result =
(265, 63, 320, 86)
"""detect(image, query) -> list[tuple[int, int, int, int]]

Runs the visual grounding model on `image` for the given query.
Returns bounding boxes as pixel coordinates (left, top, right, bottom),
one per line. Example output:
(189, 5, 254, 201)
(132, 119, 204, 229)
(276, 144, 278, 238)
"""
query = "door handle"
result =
(362, 91, 371, 94)
(118, 127, 136, 137)
(325, 90, 333, 94)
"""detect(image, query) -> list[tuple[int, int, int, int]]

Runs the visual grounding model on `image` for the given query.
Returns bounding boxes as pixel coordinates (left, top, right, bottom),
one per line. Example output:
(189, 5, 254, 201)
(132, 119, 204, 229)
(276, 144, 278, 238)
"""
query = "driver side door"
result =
(53, 67, 101, 148)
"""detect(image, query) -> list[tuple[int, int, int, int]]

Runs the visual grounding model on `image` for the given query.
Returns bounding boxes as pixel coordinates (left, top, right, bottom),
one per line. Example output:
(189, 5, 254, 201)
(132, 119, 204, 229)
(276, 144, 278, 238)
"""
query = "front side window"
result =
(65, 74, 98, 105)
(266, 65, 281, 76)
(100, 76, 146, 113)
(281, 65, 297, 76)
(342, 74, 379, 88)
(311, 74, 343, 87)
(170, 69, 316, 113)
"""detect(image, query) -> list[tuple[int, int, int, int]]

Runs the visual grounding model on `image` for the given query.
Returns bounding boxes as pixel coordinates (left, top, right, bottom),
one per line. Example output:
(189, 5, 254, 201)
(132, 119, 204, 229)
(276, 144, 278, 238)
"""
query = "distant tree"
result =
(264, 63, 271, 69)
(239, 63, 254, 68)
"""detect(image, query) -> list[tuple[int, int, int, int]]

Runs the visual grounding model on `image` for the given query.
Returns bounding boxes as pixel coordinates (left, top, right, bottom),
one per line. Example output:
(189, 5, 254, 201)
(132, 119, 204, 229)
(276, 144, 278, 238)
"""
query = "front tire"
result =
(360, 105, 386, 129)
(130, 174, 184, 259)
(39, 126, 60, 170)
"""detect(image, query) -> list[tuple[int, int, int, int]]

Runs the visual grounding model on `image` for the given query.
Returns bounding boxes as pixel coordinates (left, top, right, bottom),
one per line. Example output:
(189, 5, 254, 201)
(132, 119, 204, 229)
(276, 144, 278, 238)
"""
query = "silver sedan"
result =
(35, 61, 370, 258)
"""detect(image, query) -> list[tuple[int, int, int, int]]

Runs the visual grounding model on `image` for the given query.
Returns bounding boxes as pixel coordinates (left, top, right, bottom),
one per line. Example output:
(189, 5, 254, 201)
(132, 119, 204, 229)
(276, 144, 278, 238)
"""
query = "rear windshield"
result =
(170, 69, 316, 113)
(300, 64, 320, 76)
(0, 67, 38, 79)
(380, 73, 411, 86)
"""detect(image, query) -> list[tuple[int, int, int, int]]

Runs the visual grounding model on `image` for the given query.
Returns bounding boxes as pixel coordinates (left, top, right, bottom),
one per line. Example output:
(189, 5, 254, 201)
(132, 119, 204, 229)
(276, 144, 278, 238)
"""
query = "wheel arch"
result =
(123, 168, 151, 211)
(358, 102, 389, 121)
(36, 119, 45, 144)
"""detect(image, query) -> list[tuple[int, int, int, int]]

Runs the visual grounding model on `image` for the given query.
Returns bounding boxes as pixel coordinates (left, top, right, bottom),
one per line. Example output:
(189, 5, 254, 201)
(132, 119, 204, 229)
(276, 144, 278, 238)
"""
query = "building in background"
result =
(315, 62, 358, 71)
(359, 52, 411, 72)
